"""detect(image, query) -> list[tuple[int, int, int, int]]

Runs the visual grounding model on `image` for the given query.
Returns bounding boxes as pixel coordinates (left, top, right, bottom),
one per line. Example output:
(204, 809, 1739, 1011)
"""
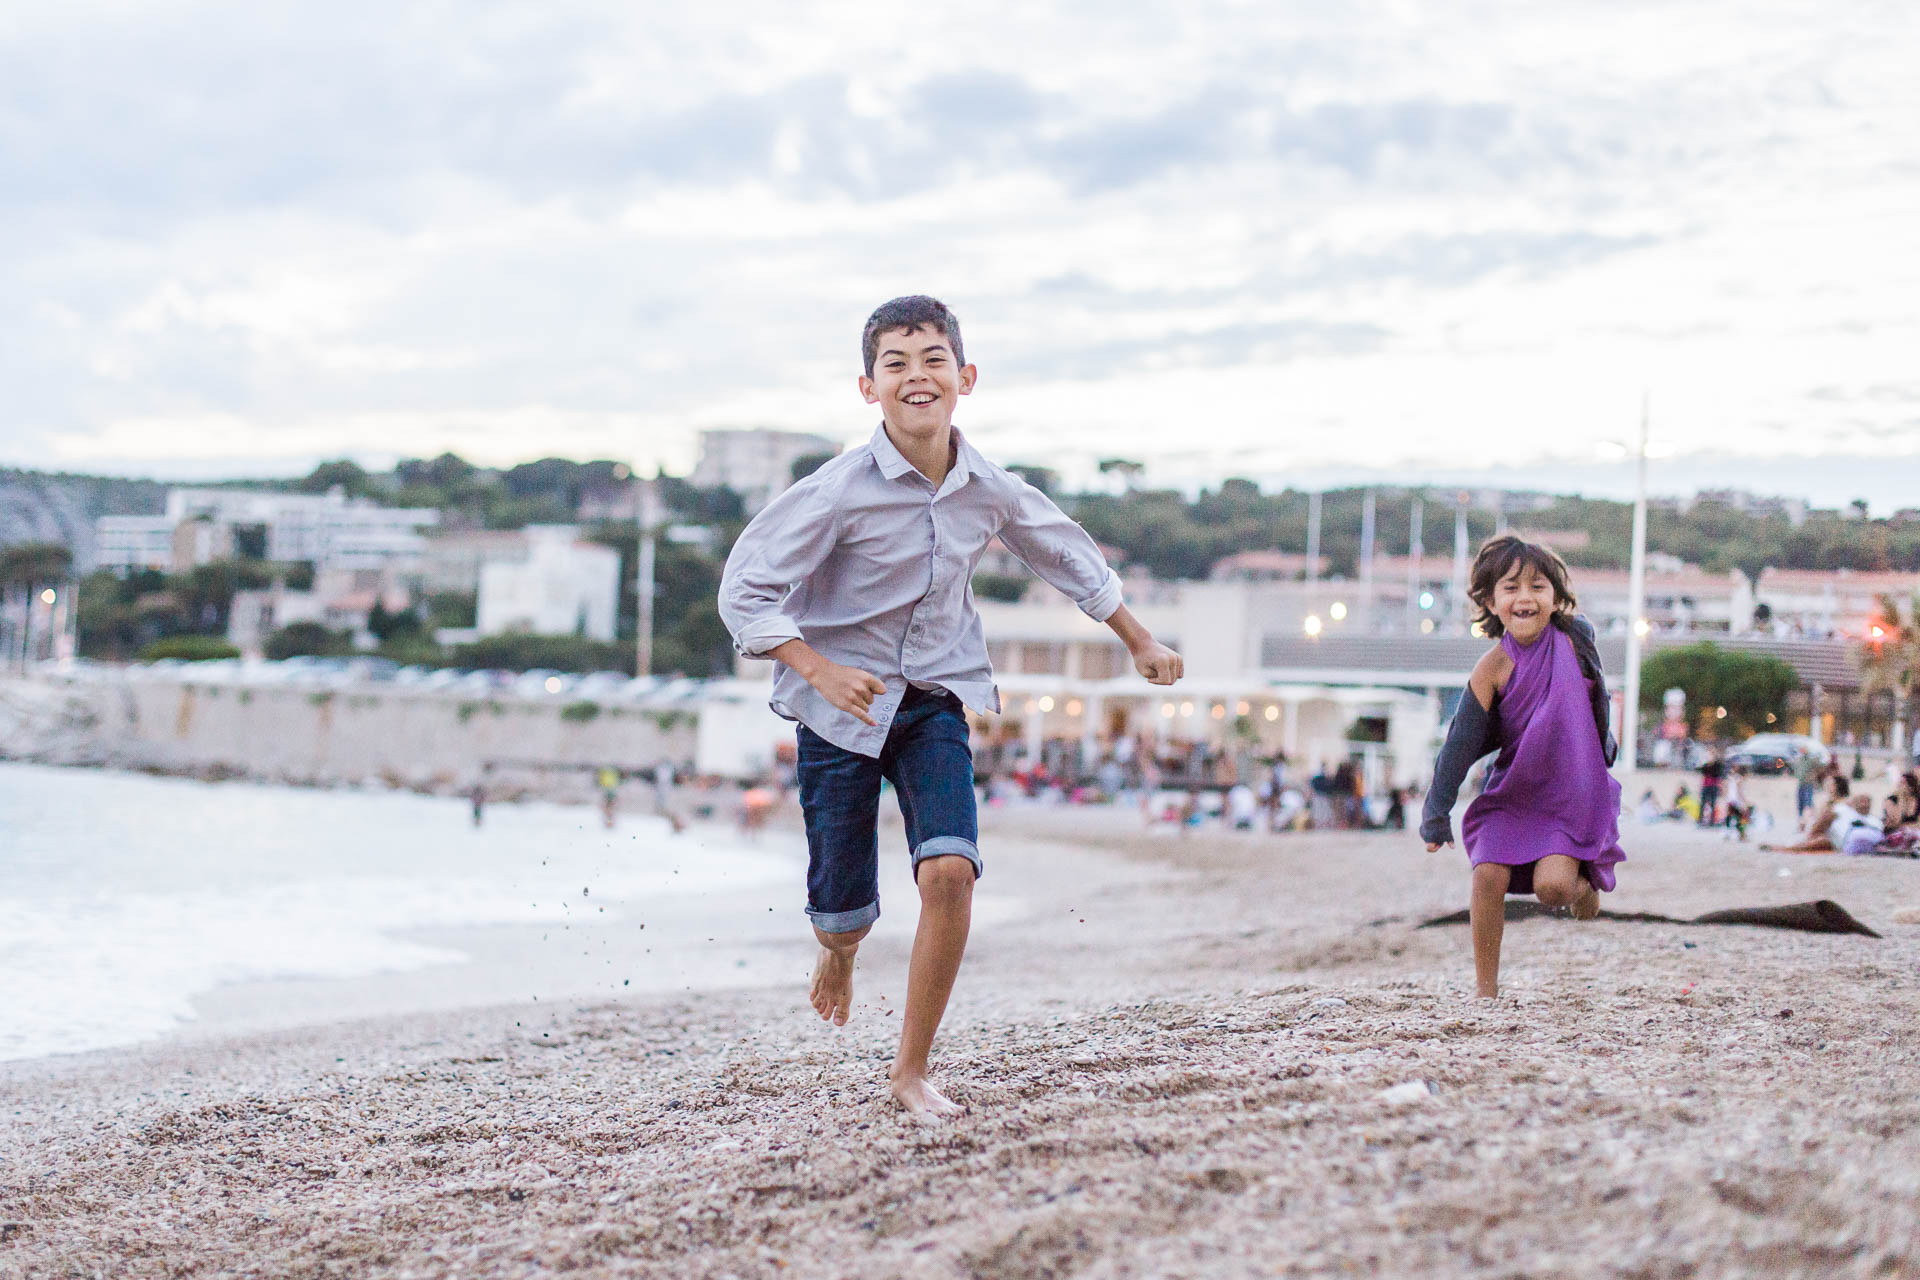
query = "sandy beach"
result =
(6, 800, 1920, 1279)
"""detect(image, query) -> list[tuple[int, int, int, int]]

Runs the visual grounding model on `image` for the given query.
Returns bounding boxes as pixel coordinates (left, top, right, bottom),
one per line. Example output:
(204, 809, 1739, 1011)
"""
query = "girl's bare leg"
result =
(1470, 862, 1512, 998)
(1533, 854, 1597, 919)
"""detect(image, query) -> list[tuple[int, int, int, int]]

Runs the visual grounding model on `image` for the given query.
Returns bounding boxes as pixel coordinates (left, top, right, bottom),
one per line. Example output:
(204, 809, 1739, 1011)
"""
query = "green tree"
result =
(1862, 593, 1920, 726)
(0, 542, 73, 588)
(266, 621, 354, 660)
(1638, 643, 1799, 740)
(791, 452, 836, 484)
(140, 635, 240, 662)
(296, 459, 374, 497)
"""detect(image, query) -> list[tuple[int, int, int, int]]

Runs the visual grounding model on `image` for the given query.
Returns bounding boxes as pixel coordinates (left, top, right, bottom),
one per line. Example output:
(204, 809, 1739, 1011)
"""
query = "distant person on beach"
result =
(469, 764, 491, 828)
(650, 761, 686, 834)
(1698, 751, 1725, 826)
(1791, 749, 1823, 818)
(718, 295, 1183, 1117)
(597, 766, 619, 829)
(1421, 536, 1625, 999)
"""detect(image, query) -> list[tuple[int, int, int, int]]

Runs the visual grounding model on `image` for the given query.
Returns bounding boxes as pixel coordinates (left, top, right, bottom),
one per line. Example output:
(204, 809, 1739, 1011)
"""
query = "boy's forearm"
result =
(1103, 604, 1155, 652)
(767, 638, 828, 682)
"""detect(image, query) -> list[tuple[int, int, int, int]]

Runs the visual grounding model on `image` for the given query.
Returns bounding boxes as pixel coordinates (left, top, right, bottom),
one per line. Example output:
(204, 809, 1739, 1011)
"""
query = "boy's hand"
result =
(810, 661, 889, 727)
(1132, 641, 1183, 685)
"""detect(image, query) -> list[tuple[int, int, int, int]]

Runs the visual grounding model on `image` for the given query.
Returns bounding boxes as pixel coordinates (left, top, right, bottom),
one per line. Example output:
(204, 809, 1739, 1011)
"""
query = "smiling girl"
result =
(1420, 536, 1626, 998)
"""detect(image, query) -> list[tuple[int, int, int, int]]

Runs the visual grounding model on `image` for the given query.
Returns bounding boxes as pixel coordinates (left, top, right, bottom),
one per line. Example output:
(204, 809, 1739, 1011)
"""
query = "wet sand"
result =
(5, 804, 1920, 1278)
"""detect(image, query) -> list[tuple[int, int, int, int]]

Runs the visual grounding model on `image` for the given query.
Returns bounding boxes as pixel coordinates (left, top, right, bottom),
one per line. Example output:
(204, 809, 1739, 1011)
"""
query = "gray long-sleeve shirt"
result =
(717, 424, 1124, 757)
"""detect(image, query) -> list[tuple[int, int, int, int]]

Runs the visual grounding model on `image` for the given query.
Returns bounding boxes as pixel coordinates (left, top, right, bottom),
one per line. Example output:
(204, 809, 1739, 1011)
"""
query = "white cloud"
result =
(2, 0, 1917, 508)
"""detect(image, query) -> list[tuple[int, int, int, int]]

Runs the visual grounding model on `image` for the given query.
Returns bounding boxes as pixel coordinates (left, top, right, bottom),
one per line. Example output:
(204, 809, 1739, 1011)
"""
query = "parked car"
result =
(1724, 733, 1831, 775)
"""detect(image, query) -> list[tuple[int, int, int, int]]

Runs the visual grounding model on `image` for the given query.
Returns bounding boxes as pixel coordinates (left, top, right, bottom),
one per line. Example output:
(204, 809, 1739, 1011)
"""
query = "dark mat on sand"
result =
(1416, 898, 1880, 937)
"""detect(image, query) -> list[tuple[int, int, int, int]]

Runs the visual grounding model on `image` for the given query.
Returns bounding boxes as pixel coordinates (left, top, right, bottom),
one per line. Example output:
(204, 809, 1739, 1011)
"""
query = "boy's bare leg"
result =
(1470, 862, 1511, 999)
(889, 855, 974, 1117)
(810, 922, 870, 1026)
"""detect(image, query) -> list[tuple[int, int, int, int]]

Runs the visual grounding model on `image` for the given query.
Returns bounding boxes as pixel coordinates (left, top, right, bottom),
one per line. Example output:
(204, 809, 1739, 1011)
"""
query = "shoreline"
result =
(7, 810, 1920, 1276)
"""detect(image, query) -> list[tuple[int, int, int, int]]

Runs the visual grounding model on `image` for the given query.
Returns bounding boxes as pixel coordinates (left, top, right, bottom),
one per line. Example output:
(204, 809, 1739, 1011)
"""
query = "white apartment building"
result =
(93, 488, 439, 576)
(164, 487, 440, 571)
(690, 429, 841, 511)
(93, 516, 177, 574)
(476, 526, 620, 641)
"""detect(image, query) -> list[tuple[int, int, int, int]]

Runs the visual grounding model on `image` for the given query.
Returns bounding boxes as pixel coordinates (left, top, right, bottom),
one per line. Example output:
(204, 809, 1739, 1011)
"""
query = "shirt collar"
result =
(868, 423, 974, 495)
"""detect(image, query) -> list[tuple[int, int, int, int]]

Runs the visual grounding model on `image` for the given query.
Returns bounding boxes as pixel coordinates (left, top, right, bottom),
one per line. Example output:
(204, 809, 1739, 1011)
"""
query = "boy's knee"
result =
(915, 854, 976, 900)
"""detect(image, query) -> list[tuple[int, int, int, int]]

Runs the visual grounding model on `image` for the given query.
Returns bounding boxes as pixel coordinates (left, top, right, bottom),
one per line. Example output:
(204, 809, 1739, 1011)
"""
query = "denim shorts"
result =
(795, 686, 980, 933)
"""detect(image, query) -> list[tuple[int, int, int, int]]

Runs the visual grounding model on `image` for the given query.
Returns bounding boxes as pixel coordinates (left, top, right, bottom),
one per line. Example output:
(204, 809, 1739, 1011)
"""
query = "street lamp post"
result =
(636, 477, 658, 678)
(1618, 395, 1651, 775)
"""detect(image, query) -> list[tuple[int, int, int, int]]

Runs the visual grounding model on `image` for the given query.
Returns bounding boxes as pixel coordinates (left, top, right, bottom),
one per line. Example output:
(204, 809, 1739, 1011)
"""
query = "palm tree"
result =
(1862, 592, 1920, 757)
(0, 542, 74, 670)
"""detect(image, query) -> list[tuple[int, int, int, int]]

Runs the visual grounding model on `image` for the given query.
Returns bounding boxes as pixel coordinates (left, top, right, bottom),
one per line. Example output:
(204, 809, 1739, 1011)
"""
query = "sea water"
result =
(0, 763, 798, 1061)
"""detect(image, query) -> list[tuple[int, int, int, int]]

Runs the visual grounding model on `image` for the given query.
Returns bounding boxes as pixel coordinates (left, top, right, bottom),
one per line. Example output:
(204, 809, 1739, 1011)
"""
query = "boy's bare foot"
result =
(889, 1071, 964, 1119)
(1570, 879, 1600, 921)
(810, 946, 856, 1025)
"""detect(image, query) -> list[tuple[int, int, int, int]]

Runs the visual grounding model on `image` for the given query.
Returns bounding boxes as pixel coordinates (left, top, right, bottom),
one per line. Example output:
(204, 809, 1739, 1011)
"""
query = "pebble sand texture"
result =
(6, 810, 1920, 1278)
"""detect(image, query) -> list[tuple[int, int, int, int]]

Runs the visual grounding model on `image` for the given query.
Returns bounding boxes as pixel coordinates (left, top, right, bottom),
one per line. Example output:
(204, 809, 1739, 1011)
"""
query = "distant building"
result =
(92, 487, 439, 576)
(417, 529, 539, 595)
(476, 526, 620, 641)
(1208, 550, 1328, 583)
(1755, 567, 1920, 638)
(1693, 489, 1810, 527)
(690, 429, 841, 512)
(227, 569, 409, 657)
(93, 516, 177, 574)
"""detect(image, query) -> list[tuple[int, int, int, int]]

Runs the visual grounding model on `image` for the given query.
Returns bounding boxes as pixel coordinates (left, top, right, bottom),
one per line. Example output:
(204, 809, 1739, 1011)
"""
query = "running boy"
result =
(718, 296, 1182, 1115)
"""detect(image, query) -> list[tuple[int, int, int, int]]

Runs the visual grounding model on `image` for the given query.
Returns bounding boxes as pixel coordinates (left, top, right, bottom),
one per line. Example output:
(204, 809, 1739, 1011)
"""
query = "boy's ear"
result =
(858, 375, 879, 404)
(958, 363, 978, 395)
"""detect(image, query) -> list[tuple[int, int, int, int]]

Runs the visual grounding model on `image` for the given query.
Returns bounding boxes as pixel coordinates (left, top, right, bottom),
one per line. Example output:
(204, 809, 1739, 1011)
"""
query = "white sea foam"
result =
(0, 764, 793, 1061)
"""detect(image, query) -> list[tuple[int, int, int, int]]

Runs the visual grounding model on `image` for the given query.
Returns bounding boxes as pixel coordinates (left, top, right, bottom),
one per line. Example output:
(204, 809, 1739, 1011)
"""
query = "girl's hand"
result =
(1425, 841, 1453, 852)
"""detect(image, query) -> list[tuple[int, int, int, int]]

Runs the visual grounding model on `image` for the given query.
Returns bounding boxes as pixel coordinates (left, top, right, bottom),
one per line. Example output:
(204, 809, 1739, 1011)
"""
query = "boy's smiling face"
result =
(859, 324, 976, 447)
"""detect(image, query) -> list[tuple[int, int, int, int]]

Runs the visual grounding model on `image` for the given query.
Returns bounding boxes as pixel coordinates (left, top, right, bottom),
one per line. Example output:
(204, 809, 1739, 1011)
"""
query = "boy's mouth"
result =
(901, 392, 937, 406)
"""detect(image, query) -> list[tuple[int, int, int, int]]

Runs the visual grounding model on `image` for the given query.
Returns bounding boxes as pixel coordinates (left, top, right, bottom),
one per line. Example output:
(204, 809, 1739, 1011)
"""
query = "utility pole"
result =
(636, 476, 658, 678)
(1619, 394, 1651, 775)
(1406, 495, 1424, 628)
(1305, 490, 1322, 584)
(1359, 489, 1377, 616)
(1452, 493, 1470, 629)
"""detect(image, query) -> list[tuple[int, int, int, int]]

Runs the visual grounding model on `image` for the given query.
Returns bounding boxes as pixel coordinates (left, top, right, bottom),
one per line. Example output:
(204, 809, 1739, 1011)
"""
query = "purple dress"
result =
(1462, 625, 1626, 892)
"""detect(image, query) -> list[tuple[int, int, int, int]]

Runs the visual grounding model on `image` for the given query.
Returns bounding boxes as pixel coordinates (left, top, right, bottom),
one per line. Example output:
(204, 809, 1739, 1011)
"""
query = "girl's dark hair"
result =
(861, 295, 964, 377)
(1831, 773, 1850, 798)
(1467, 535, 1578, 638)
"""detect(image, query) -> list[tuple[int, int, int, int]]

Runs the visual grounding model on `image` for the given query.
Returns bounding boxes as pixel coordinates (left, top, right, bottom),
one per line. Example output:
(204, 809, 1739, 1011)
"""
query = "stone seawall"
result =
(0, 673, 695, 797)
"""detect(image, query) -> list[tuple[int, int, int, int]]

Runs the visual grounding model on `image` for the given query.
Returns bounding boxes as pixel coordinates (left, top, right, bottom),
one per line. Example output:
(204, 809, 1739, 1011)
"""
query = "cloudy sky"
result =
(5, 1, 1918, 507)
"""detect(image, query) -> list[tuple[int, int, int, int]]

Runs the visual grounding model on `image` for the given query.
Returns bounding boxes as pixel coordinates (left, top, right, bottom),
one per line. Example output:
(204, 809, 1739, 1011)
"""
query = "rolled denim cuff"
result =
(912, 835, 982, 880)
(806, 901, 879, 934)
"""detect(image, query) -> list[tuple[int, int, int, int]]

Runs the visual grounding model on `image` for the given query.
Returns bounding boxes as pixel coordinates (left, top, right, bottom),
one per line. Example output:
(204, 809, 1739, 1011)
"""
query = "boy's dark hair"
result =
(861, 295, 964, 377)
(1468, 534, 1578, 638)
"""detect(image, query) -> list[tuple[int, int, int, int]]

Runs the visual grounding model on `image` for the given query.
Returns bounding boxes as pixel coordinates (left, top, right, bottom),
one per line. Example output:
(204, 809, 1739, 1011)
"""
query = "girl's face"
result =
(1491, 560, 1559, 643)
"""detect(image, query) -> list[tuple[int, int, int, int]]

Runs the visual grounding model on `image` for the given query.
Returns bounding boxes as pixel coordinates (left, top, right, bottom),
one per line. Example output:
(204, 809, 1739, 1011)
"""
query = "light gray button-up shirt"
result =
(718, 424, 1124, 757)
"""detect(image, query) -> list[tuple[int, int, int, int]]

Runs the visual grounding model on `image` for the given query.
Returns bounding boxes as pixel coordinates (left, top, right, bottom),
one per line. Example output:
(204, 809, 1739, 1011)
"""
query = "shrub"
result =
(140, 636, 240, 662)
(560, 701, 602, 723)
(265, 621, 353, 661)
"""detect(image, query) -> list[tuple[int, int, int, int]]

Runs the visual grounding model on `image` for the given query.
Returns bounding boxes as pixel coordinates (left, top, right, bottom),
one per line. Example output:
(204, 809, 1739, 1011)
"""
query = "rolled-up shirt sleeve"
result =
(718, 471, 843, 658)
(996, 479, 1124, 622)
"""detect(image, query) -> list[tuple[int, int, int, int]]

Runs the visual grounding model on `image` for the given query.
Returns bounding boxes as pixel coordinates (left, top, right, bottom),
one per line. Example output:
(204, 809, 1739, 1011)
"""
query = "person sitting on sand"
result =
(1762, 773, 1851, 852)
(718, 295, 1183, 1117)
(1421, 536, 1625, 999)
